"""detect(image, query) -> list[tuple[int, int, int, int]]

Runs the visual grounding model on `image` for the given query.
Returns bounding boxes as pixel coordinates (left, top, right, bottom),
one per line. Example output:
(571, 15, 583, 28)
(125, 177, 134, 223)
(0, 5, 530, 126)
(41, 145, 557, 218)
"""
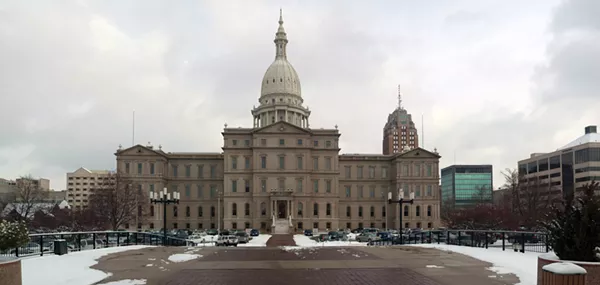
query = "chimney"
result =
(584, 125, 597, 134)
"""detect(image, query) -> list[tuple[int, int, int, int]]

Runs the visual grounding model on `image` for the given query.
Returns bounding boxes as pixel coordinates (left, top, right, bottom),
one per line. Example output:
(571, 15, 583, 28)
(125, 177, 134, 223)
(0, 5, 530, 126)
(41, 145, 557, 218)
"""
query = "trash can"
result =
(53, 239, 68, 255)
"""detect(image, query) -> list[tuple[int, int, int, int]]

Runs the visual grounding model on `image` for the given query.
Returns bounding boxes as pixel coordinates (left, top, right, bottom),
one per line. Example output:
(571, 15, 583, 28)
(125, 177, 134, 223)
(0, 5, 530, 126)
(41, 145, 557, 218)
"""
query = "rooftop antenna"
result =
(132, 110, 135, 146)
(454, 150, 456, 165)
(422, 113, 424, 148)
(397, 84, 403, 110)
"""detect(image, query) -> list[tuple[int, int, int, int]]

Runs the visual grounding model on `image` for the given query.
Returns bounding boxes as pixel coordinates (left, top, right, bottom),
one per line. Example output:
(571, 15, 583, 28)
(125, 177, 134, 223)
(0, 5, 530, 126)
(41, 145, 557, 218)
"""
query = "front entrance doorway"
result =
(277, 201, 287, 219)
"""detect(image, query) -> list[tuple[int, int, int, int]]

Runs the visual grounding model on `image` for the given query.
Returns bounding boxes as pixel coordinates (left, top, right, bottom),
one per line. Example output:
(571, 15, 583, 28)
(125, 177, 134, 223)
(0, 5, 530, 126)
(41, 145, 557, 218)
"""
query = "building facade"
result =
(517, 125, 600, 200)
(66, 167, 113, 209)
(114, 11, 442, 232)
(382, 85, 419, 155)
(440, 165, 493, 208)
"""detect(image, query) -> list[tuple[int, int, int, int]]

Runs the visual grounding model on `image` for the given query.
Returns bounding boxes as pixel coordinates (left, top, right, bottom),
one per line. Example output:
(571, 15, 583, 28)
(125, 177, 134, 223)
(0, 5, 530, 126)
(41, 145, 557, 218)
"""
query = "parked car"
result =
(356, 233, 379, 243)
(250, 229, 260, 237)
(206, 229, 218, 235)
(215, 235, 238, 247)
(304, 229, 313, 236)
(236, 232, 250, 244)
(376, 232, 392, 241)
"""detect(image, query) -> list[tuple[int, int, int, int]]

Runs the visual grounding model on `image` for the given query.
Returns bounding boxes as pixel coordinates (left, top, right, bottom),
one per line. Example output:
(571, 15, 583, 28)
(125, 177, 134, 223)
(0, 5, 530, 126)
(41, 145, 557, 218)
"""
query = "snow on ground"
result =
(167, 253, 201, 263)
(239, 234, 271, 247)
(283, 234, 367, 250)
(97, 279, 147, 285)
(408, 243, 545, 285)
(189, 234, 218, 244)
(22, 245, 153, 285)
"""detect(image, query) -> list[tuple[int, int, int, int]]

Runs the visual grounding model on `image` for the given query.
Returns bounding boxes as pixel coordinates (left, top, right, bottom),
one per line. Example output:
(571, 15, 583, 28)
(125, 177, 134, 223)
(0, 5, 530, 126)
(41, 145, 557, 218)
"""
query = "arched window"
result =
(185, 206, 190, 217)
(382, 206, 386, 217)
(198, 206, 203, 217)
(403, 205, 409, 216)
(358, 206, 363, 217)
(370, 206, 375, 217)
(150, 206, 155, 216)
(173, 206, 178, 217)
(326, 203, 331, 216)
(313, 203, 319, 216)
(210, 206, 215, 217)
(232, 203, 237, 216)
(427, 205, 432, 217)
(244, 203, 250, 216)
(260, 202, 266, 216)
(297, 202, 303, 216)
(346, 206, 351, 217)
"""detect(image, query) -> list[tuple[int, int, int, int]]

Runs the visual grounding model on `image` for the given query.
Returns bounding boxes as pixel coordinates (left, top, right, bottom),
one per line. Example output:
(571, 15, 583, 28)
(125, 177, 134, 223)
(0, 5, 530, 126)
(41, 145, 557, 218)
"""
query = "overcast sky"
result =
(1, 0, 599, 191)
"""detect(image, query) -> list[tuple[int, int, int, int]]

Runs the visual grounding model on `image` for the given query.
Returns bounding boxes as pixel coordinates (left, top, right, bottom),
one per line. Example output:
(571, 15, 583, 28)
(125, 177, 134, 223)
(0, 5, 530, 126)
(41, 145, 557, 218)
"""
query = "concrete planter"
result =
(0, 257, 22, 285)
(538, 253, 600, 285)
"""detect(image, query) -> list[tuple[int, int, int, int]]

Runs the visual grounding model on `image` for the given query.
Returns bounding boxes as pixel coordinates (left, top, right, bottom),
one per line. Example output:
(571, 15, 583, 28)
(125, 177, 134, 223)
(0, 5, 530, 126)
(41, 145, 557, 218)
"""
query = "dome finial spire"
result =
(274, 9, 288, 59)
(279, 8, 283, 24)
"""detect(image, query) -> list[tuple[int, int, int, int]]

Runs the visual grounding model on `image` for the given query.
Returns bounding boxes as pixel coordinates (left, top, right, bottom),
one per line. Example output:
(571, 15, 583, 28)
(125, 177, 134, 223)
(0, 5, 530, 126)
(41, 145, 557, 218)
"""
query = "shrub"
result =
(543, 181, 600, 262)
(0, 220, 30, 251)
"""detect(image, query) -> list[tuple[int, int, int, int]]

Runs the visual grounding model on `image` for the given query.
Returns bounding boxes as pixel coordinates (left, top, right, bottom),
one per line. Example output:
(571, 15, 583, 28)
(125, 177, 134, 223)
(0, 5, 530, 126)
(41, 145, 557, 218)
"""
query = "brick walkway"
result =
(265, 234, 296, 247)
(92, 246, 520, 285)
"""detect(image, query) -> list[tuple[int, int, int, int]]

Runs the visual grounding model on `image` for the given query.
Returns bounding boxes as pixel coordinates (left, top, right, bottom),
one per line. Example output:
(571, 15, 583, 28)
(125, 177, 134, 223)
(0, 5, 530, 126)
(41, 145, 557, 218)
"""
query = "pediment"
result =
(396, 147, 441, 159)
(115, 144, 166, 157)
(72, 167, 92, 175)
(252, 121, 312, 135)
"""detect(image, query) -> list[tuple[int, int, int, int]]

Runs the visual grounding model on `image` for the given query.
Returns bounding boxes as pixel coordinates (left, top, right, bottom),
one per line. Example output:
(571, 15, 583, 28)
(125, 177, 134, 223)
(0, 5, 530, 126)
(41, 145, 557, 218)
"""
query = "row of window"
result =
(126, 221, 434, 231)
(231, 155, 335, 171)
(123, 162, 219, 178)
(229, 138, 336, 148)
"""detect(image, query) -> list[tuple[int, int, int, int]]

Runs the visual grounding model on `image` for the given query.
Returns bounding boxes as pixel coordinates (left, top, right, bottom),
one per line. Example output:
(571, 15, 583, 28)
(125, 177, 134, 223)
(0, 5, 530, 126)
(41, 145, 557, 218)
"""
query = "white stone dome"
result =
(261, 58, 301, 98)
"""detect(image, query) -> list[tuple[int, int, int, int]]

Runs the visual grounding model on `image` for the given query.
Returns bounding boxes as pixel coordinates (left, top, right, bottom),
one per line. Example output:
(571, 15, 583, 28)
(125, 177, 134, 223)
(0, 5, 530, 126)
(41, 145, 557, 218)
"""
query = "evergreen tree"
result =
(543, 181, 600, 262)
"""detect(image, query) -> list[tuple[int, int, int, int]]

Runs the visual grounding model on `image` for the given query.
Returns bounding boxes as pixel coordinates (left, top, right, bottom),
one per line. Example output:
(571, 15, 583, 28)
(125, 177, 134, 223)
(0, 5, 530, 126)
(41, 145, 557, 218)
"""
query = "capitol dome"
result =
(260, 10, 301, 98)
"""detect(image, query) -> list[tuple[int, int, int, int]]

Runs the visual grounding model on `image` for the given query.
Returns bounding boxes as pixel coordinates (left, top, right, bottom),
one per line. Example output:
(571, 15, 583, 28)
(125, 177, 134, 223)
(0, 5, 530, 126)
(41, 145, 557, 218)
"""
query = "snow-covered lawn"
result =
(407, 243, 546, 285)
(22, 245, 153, 285)
(239, 234, 271, 247)
(284, 234, 367, 249)
(98, 279, 147, 285)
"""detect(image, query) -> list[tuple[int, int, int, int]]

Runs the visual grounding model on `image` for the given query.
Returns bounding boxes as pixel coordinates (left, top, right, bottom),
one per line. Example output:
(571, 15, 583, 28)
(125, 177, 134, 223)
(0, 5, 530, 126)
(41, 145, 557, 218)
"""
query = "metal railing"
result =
(0, 231, 190, 258)
(367, 229, 550, 253)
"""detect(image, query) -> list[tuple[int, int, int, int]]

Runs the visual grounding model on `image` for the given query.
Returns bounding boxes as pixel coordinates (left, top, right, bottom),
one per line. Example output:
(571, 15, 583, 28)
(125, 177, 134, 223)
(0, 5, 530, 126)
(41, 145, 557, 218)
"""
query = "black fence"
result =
(367, 230, 550, 253)
(0, 231, 190, 258)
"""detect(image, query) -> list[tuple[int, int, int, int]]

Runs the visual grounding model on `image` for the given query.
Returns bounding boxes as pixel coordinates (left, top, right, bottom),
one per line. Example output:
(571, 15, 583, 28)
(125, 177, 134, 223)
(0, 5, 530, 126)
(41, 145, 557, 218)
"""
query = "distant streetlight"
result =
(150, 187, 180, 246)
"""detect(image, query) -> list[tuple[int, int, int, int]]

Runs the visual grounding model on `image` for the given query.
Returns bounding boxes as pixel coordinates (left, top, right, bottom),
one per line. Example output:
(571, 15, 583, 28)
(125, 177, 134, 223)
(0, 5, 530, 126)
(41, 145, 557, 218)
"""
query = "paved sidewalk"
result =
(265, 234, 296, 247)
(91, 246, 520, 285)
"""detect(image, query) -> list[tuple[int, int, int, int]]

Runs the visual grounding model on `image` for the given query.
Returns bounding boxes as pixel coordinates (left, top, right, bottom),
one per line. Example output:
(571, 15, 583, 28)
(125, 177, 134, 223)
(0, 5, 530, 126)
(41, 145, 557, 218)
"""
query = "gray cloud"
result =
(1, 0, 597, 191)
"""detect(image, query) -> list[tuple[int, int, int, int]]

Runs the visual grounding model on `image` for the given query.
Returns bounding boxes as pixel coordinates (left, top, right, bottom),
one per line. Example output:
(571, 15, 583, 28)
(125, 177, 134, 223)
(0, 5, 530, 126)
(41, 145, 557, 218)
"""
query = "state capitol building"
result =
(115, 11, 442, 233)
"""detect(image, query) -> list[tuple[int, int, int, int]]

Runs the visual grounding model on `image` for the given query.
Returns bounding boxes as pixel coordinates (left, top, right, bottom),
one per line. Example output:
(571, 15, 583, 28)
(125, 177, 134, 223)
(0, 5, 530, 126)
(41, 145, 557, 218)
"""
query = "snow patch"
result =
(98, 279, 147, 285)
(543, 262, 587, 275)
(167, 253, 202, 263)
(426, 265, 445, 268)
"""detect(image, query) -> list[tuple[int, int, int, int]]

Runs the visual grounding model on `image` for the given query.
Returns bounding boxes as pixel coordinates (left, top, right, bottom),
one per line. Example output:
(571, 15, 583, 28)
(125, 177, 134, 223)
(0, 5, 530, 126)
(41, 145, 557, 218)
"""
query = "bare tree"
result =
(88, 172, 149, 230)
(7, 175, 49, 221)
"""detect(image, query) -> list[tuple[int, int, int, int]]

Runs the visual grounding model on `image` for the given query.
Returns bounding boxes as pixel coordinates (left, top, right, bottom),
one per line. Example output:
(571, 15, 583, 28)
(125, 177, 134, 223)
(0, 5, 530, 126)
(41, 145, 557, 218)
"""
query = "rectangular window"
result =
(426, 185, 432, 196)
(382, 167, 388, 178)
(279, 139, 285, 146)
(232, 157, 237, 169)
(313, 157, 319, 170)
(415, 164, 421, 176)
(197, 185, 203, 198)
(150, 163, 155, 175)
(297, 139, 302, 145)
(369, 166, 375, 178)
(296, 179, 303, 193)
(357, 166, 363, 179)
(245, 180, 250, 192)
(245, 157, 251, 169)
(261, 156, 267, 169)
(326, 180, 331, 193)
(313, 140, 319, 147)
(325, 157, 332, 170)
(297, 156, 303, 169)
(402, 165, 409, 176)
(125, 163, 130, 174)
(185, 184, 191, 197)
(198, 165, 203, 178)
(278, 179, 285, 189)
(415, 185, 421, 197)
(210, 165, 216, 178)
(261, 179, 266, 192)
(245, 140, 250, 146)
(149, 184, 154, 193)
(172, 165, 178, 177)
(380, 186, 387, 199)
(232, 139, 237, 146)
(279, 156, 285, 169)
(369, 186, 375, 198)
(232, 180, 237, 192)
(313, 180, 319, 193)
(137, 163, 142, 175)
(345, 166, 351, 178)
(345, 186, 351, 197)
(210, 185, 217, 198)
(358, 185, 363, 198)
(326, 141, 332, 148)
(426, 165, 432, 176)
(185, 165, 191, 177)
(261, 139, 267, 146)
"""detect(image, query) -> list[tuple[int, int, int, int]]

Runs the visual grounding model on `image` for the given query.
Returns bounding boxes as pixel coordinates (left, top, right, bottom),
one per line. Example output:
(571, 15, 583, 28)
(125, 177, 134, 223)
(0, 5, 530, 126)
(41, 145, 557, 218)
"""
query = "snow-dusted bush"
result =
(543, 181, 600, 262)
(0, 220, 30, 251)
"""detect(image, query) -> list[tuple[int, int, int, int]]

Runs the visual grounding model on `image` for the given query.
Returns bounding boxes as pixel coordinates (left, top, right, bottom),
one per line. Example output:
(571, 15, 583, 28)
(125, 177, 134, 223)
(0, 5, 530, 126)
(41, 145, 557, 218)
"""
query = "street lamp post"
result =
(388, 188, 414, 244)
(217, 189, 222, 234)
(150, 187, 180, 246)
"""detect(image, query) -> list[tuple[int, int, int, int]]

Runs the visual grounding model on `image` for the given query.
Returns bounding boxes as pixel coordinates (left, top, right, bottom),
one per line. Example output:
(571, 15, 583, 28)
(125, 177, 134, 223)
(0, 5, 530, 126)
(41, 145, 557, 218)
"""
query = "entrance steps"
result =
(272, 219, 290, 234)
(266, 234, 296, 247)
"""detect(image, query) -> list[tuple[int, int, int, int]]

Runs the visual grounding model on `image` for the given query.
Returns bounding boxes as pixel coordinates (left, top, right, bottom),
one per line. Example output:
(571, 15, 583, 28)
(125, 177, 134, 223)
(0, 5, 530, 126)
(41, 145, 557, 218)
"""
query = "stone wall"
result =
(0, 258, 22, 285)
(538, 254, 600, 285)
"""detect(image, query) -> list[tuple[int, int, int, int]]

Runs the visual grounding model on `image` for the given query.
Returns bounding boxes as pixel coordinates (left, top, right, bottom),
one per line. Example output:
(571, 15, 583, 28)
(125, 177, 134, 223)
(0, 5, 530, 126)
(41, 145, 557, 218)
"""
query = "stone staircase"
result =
(266, 234, 296, 247)
(272, 218, 291, 234)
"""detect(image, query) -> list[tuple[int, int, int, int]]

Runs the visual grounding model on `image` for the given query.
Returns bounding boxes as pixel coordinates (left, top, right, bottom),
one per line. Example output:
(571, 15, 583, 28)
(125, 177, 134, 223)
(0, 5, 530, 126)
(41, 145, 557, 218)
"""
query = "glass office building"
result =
(441, 165, 493, 208)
